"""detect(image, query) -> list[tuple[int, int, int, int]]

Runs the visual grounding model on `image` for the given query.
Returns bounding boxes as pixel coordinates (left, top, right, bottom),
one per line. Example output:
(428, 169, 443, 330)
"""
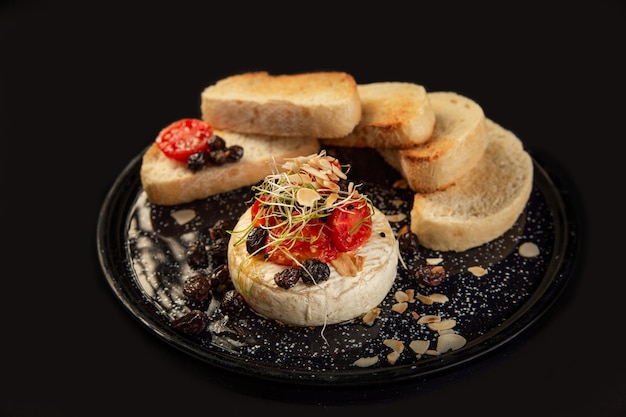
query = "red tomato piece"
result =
(156, 118, 213, 162)
(327, 202, 373, 252)
(266, 219, 338, 267)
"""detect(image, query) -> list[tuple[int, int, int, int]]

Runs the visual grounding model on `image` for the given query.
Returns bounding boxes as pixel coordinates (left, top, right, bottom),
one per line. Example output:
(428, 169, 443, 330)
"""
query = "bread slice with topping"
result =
(200, 71, 362, 139)
(410, 118, 534, 252)
(320, 82, 436, 148)
(377, 91, 489, 193)
(140, 130, 320, 206)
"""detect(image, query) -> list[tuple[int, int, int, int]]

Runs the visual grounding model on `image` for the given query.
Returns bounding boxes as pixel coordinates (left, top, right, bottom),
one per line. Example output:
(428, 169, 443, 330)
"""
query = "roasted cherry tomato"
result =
(327, 202, 373, 252)
(265, 219, 338, 267)
(156, 118, 213, 162)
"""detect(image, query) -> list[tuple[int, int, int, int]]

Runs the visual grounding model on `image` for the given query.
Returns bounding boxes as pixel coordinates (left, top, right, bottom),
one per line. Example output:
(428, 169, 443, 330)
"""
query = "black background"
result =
(2, 1, 625, 416)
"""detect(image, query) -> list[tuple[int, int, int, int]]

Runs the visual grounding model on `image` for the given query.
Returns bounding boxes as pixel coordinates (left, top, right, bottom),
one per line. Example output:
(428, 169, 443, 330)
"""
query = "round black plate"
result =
(97, 146, 579, 386)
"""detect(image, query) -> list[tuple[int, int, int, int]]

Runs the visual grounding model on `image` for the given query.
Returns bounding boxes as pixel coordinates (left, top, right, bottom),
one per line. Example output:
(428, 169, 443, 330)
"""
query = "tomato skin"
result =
(156, 118, 213, 162)
(327, 202, 373, 252)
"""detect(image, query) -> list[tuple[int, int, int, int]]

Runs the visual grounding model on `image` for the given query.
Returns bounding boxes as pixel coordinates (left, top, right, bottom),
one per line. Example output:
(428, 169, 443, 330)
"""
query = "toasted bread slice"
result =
(410, 119, 534, 252)
(320, 82, 436, 148)
(378, 91, 489, 193)
(200, 71, 362, 139)
(140, 130, 320, 206)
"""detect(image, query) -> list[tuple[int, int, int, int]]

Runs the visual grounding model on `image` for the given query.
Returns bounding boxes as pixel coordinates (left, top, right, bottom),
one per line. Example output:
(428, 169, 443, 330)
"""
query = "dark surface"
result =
(2, 1, 624, 416)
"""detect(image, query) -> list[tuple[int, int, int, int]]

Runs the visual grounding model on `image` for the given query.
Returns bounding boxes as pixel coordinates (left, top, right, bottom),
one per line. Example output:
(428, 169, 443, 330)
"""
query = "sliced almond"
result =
(386, 213, 407, 223)
(426, 257, 443, 265)
(427, 319, 456, 331)
(362, 307, 381, 326)
(428, 293, 449, 304)
(417, 315, 441, 324)
(468, 266, 488, 277)
(353, 356, 379, 367)
(387, 350, 401, 365)
(391, 302, 408, 314)
(324, 192, 339, 208)
(409, 339, 430, 355)
(436, 333, 467, 353)
(383, 339, 404, 353)
(519, 241, 540, 257)
(416, 293, 434, 305)
(394, 290, 409, 303)
(170, 209, 196, 225)
(295, 187, 320, 207)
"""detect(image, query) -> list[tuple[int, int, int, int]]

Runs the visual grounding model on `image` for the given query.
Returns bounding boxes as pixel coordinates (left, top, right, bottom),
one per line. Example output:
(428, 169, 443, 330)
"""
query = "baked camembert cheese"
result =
(227, 151, 398, 327)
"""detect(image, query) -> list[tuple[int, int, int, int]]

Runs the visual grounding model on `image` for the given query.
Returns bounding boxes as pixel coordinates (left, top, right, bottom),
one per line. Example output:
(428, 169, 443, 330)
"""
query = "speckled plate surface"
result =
(97, 146, 579, 386)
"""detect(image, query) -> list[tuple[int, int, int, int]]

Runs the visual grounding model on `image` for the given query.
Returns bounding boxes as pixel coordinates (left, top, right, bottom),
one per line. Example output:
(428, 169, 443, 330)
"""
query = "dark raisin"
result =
(226, 145, 244, 162)
(171, 309, 208, 335)
(187, 240, 209, 269)
(221, 289, 245, 314)
(187, 150, 209, 171)
(398, 231, 420, 255)
(209, 149, 227, 165)
(274, 267, 301, 289)
(208, 219, 230, 240)
(246, 227, 267, 255)
(415, 265, 446, 287)
(208, 135, 226, 151)
(208, 237, 228, 262)
(208, 263, 233, 295)
(183, 273, 212, 303)
(300, 258, 330, 285)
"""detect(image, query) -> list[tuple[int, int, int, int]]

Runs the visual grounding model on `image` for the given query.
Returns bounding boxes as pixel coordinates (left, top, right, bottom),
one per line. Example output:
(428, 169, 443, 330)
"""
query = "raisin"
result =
(300, 259, 330, 285)
(183, 273, 212, 303)
(208, 263, 233, 295)
(274, 267, 301, 289)
(187, 150, 209, 171)
(187, 240, 209, 269)
(221, 289, 245, 314)
(226, 145, 244, 162)
(398, 231, 419, 255)
(208, 219, 230, 240)
(172, 310, 208, 336)
(246, 227, 267, 255)
(209, 149, 228, 165)
(416, 265, 446, 287)
(208, 134, 226, 151)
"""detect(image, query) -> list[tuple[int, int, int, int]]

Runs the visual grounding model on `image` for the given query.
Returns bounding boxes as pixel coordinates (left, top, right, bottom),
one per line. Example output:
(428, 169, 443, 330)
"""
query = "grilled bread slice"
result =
(321, 82, 436, 148)
(140, 130, 320, 206)
(200, 71, 362, 139)
(377, 91, 489, 193)
(410, 118, 534, 252)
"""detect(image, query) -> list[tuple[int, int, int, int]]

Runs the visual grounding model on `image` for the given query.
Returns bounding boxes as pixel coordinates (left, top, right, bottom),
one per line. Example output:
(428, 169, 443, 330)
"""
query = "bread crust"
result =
(321, 82, 436, 148)
(201, 72, 362, 139)
(378, 91, 489, 193)
(140, 130, 320, 206)
(227, 207, 398, 327)
(410, 119, 534, 252)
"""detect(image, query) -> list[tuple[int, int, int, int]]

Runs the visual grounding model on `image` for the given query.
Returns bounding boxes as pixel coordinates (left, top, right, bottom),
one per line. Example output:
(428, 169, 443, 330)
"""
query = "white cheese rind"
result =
(227, 207, 398, 326)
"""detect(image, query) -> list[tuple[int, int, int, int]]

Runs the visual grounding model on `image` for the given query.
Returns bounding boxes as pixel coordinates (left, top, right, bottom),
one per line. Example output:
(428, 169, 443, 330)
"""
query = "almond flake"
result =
(171, 209, 196, 225)
(295, 187, 320, 207)
(468, 266, 488, 277)
(383, 339, 404, 353)
(409, 340, 430, 355)
(362, 307, 381, 326)
(353, 356, 379, 367)
(394, 290, 409, 302)
(519, 241, 540, 257)
(427, 319, 456, 331)
(436, 333, 467, 353)
(417, 315, 441, 324)
(391, 302, 408, 314)
(416, 293, 434, 305)
(426, 257, 443, 265)
(385, 213, 407, 223)
(428, 293, 449, 304)
(387, 351, 401, 365)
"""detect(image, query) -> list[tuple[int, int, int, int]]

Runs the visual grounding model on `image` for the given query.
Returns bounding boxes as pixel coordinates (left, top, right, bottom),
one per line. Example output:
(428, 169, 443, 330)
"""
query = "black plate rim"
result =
(96, 146, 580, 387)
